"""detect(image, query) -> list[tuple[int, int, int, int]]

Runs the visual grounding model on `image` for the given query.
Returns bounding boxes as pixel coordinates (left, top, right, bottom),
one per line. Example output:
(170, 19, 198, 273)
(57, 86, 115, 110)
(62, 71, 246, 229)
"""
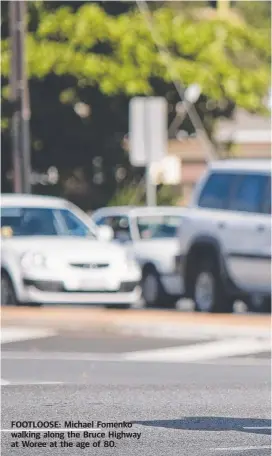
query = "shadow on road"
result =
(134, 417, 271, 435)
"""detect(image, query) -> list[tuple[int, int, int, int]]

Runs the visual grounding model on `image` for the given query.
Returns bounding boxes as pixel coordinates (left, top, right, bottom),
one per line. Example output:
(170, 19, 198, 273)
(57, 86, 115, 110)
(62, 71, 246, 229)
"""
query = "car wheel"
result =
(25, 302, 43, 308)
(1, 271, 17, 306)
(142, 269, 163, 308)
(192, 260, 233, 313)
(245, 295, 271, 313)
(104, 303, 131, 309)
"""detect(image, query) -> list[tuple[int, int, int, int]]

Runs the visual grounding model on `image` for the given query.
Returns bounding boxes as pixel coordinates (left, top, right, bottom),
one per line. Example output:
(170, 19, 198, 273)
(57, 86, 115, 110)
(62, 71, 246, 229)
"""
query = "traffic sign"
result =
(129, 97, 168, 167)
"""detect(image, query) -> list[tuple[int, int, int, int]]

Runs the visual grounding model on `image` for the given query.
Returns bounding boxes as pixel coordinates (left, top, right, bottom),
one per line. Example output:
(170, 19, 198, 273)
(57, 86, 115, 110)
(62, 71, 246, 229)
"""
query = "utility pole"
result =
(209, 0, 231, 13)
(218, 0, 230, 15)
(9, 0, 31, 193)
(144, 99, 156, 206)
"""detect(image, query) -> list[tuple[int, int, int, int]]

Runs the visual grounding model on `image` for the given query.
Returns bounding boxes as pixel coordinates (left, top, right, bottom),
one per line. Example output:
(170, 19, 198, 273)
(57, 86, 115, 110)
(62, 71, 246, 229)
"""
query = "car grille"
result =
(23, 279, 139, 293)
(69, 263, 109, 269)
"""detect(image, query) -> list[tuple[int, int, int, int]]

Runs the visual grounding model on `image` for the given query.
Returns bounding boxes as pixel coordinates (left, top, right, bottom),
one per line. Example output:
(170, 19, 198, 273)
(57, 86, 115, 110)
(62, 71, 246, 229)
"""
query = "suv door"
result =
(225, 172, 270, 293)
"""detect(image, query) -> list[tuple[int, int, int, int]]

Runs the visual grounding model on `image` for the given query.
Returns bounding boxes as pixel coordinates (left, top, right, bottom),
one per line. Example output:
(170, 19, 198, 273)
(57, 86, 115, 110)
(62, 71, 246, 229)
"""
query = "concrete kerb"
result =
(1, 308, 271, 340)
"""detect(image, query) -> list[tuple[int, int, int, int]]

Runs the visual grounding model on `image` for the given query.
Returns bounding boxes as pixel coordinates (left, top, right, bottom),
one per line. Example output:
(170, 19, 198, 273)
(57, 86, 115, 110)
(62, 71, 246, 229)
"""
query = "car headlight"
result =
(21, 251, 48, 269)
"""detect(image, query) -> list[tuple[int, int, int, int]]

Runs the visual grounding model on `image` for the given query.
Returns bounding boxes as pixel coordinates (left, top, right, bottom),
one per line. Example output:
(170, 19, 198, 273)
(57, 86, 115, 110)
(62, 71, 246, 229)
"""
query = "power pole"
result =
(9, 0, 31, 193)
(218, 0, 230, 15)
(209, 0, 231, 13)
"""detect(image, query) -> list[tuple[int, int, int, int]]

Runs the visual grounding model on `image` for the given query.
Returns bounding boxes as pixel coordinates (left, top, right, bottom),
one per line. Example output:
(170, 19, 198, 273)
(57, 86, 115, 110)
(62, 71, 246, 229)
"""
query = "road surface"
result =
(1, 308, 271, 456)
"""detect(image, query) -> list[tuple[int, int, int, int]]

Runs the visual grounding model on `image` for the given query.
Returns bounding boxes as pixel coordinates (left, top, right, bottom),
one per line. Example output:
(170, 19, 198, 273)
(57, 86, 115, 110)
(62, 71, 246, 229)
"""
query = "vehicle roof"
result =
(93, 205, 185, 218)
(209, 159, 271, 174)
(1, 193, 69, 209)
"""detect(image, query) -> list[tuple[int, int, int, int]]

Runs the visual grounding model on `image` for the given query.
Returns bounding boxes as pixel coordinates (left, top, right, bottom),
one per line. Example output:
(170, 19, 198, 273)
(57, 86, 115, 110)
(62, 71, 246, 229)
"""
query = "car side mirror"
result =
(97, 225, 114, 242)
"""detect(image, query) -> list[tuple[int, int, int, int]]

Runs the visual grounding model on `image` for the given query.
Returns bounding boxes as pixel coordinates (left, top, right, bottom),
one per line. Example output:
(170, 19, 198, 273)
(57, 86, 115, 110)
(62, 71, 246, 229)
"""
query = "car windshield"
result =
(136, 215, 182, 239)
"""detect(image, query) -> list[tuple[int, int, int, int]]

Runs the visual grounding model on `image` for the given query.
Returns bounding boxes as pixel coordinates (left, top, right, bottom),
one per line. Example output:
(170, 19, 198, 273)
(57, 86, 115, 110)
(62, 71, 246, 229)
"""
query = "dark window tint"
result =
(137, 215, 182, 239)
(1, 207, 58, 236)
(198, 173, 235, 209)
(98, 215, 131, 242)
(262, 177, 271, 214)
(229, 174, 267, 213)
(58, 209, 91, 237)
(95, 216, 107, 226)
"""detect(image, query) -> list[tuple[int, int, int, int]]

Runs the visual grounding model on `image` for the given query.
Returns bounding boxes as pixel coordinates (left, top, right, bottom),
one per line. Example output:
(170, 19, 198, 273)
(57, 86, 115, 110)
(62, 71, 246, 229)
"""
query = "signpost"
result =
(129, 97, 167, 206)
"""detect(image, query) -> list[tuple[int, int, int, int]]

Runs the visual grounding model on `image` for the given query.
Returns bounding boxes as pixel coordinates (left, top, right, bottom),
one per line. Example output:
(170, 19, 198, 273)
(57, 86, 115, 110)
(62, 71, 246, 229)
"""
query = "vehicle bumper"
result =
(22, 283, 141, 305)
(19, 267, 142, 305)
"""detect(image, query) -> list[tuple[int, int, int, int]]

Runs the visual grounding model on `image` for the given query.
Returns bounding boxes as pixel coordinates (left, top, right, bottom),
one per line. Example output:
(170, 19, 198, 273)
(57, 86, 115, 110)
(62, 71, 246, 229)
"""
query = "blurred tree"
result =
(1, 1, 270, 208)
(236, 1, 271, 30)
(2, 3, 270, 109)
(108, 181, 179, 207)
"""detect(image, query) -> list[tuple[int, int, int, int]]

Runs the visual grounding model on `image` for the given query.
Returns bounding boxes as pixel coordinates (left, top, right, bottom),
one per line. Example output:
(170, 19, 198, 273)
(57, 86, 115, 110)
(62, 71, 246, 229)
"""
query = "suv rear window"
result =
(229, 174, 268, 213)
(198, 173, 235, 209)
(263, 178, 271, 214)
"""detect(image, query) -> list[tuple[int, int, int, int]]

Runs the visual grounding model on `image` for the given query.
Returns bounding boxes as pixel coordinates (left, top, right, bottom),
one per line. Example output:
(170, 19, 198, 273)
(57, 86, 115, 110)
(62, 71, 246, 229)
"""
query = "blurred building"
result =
(171, 108, 271, 205)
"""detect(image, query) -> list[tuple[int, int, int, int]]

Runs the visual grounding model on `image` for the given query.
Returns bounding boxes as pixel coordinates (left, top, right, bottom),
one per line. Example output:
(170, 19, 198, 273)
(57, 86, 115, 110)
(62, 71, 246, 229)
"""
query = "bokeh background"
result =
(1, 1, 271, 210)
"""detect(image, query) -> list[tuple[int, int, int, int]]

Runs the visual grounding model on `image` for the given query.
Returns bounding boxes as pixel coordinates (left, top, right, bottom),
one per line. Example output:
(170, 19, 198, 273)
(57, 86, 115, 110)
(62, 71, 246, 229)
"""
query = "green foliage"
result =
(157, 185, 179, 206)
(1, 1, 270, 208)
(1, 3, 270, 112)
(236, 1, 271, 30)
(108, 183, 145, 207)
(108, 182, 179, 207)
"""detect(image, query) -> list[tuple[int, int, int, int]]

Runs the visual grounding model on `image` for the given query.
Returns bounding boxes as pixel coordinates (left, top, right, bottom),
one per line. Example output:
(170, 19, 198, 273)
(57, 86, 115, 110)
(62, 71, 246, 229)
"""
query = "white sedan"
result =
(92, 206, 185, 308)
(1, 194, 141, 307)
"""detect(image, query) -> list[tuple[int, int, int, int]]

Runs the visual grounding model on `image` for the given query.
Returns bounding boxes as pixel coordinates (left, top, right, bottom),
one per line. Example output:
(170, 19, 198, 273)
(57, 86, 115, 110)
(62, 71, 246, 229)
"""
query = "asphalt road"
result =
(1, 325, 271, 456)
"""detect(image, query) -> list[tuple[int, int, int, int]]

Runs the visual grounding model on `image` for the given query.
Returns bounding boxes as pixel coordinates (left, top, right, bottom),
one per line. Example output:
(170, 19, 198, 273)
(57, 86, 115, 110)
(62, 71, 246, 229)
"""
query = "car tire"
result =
(142, 268, 176, 308)
(25, 302, 43, 308)
(192, 259, 233, 313)
(1, 271, 18, 306)
(104, 303, 131, 309)
(245, 295, 271, 314)
(141, 269, 163, 308)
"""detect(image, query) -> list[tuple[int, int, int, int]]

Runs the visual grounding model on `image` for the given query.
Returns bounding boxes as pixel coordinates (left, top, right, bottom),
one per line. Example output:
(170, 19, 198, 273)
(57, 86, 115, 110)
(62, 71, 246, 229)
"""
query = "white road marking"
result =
(12, 381, 63, 385)
(121, 337, 271, 362)
(0, 379, 10, 385)
(1, 327, 57, 344)
(117, 324, 271, 339)
(1, 351, 124, 361)
(243, 426, 271, 430)
(1, 380, 64, 386)
(211, 446, 271, 452)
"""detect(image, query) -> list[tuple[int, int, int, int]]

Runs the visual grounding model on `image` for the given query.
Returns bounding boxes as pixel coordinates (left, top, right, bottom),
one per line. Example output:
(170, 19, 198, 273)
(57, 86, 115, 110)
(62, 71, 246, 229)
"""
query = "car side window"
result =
(58, 209, 91, 237)
(198, 173, 235, 210)
(23, 208, 59, 235)
(98, 215, 131, 242)
(1, 208, 59, 236)
(229, 174, 267, 213)
(95, 216, 107, 226)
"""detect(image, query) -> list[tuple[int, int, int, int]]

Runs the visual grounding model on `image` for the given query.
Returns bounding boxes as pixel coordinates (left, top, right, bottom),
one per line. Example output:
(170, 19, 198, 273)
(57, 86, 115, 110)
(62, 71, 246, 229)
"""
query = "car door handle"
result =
(256, 224, 265, 232)
(217, 222, 226, 229)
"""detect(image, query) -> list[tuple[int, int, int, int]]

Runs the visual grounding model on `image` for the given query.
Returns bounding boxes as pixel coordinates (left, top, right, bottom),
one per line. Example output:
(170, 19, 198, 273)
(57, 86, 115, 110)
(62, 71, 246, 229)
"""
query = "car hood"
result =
(2, 236, 125, 263)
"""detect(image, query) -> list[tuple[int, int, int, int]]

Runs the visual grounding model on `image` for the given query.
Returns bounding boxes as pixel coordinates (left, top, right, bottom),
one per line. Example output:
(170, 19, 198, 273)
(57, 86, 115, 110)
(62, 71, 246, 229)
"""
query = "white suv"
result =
(176, 159, 271, 313)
